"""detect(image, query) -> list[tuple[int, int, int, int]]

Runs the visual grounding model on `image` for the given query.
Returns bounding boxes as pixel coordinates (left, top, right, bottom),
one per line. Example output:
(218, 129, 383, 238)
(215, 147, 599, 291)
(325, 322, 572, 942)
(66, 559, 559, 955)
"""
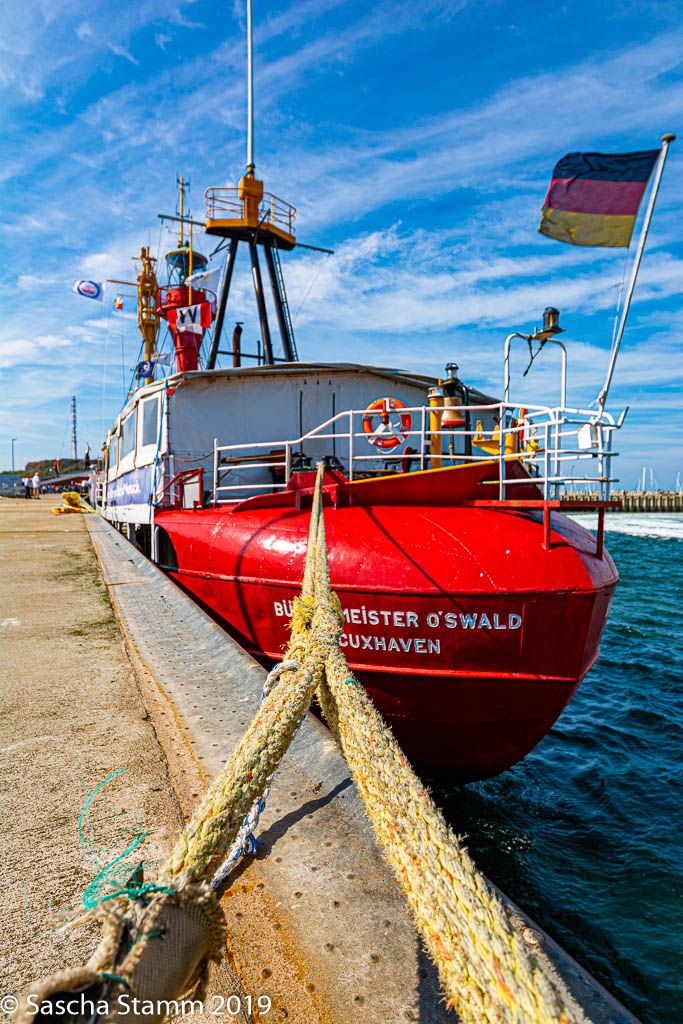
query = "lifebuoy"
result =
(362, 397, 412, 451)
(516, 407, 540, 455)
(517, 407, 528, 448)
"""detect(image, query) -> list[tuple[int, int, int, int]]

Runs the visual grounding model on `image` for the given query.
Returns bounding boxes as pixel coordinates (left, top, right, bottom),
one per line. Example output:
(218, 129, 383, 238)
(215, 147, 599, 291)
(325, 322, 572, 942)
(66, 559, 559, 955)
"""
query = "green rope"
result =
(100, 973, 131, 989)
(93, 883, 176, 907)
(23, 765, 163, 931)
(131, 929, 164, 945)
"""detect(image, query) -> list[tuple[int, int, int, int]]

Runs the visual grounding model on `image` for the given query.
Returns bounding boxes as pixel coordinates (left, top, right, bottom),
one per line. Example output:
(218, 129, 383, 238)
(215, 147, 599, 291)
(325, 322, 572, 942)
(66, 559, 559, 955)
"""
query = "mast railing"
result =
(157, 285, 217, 311)
(210, 401, 623, 505)
(205, 188, 296, 236)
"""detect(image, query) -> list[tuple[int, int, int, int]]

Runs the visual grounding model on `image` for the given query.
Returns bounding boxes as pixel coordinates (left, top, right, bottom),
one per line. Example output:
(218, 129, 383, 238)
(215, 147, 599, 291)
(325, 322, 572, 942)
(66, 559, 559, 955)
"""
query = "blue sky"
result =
(1, 0, 681, 487)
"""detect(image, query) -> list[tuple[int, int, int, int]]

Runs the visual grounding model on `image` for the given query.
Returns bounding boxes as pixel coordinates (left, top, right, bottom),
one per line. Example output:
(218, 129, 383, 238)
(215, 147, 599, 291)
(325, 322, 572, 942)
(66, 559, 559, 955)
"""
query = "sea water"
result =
(426, 514, 683, 1024)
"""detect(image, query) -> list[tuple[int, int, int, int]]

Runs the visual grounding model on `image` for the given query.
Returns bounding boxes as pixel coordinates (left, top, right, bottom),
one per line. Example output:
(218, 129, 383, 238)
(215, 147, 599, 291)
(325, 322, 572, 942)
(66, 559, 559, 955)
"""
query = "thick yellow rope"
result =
(161, 649, 326, 882)
(162, 471, 341, 883)
(151, 464, 586, 1022)
(292, 465, 587, 1024)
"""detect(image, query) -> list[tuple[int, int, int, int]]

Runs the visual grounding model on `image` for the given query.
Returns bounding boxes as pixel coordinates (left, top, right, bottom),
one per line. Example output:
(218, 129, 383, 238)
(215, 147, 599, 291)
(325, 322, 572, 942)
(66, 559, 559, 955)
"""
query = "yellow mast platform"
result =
(205, 169, 296, 251)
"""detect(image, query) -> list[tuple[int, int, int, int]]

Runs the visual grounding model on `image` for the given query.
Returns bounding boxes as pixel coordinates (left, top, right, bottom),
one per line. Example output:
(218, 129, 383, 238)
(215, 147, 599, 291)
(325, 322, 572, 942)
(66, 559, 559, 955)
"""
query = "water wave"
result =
(568, 512, 683, 540)
(427, 529, 683, 1024)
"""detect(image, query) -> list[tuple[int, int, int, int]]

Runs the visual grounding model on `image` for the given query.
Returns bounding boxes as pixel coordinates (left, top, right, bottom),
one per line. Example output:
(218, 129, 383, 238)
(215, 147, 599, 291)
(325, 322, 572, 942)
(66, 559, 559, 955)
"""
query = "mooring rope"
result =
(18, 462, 589, 1024)
(279, 465, 587, 1023)
(163, 462, 585, 1022)
(211, 659, 302, 888)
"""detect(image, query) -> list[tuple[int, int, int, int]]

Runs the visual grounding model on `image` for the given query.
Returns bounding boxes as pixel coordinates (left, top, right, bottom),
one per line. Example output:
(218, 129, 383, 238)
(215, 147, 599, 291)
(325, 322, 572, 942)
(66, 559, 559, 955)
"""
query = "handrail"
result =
(157, 285, 217, 310)
(210, 400, 624, 505)
(504, 334, 568, 407)
(205, 187, 296, 236)
(158, 467, 204, 508)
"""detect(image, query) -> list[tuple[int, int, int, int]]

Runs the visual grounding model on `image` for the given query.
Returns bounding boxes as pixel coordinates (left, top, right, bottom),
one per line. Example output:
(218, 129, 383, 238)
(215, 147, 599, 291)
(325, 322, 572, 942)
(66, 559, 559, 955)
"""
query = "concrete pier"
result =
(1, 496, 640, 1023)
(564, 490, 683, 512)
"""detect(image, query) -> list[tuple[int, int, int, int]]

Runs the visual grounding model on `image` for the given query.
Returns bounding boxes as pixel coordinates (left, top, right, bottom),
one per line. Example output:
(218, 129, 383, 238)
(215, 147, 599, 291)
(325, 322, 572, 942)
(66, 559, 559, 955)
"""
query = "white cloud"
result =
(75, 21, 94, 41)
(0, 333, 73, 370)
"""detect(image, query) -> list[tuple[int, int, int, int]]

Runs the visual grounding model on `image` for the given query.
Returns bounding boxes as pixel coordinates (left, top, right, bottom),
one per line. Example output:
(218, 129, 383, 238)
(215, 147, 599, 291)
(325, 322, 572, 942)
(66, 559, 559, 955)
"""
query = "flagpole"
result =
(597, 133, 675, 412)
(246, 0, 255, 174)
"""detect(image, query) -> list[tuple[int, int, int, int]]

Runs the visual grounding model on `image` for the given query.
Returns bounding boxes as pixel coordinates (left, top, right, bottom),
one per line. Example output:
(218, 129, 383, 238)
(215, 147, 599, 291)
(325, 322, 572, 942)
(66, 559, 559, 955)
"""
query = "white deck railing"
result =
(211, 402, 625, 505)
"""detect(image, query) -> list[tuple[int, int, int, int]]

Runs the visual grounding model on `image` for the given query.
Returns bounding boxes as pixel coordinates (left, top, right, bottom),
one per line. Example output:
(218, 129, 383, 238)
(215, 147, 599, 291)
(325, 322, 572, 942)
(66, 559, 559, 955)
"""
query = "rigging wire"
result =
(120, 314, 126, 399)
(586, 248, 632, 409)
(209, 238, 231, 259)
(101, 312, 111, 437)
(291, 252, 332, 324)
(155, 218, 164, 265)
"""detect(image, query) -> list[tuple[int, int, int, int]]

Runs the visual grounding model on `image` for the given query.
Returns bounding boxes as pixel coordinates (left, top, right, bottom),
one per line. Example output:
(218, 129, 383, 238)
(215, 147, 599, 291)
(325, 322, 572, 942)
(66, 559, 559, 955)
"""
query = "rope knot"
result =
(289, 595, 315, 637)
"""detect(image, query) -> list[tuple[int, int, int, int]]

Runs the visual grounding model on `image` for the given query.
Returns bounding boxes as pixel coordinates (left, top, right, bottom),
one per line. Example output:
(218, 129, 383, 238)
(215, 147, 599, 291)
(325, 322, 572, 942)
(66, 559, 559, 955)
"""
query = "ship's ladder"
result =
(271, 243, 298, 360)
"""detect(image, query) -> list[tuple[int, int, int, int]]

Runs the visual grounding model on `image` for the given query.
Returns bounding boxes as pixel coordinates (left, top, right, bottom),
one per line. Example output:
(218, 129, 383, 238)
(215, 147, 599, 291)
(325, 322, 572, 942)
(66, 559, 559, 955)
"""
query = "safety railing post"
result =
(420, 406, 426, 471)
(498, 404, 505, 500)
(285, 443, 291, 485)
(213, 438, 218, 507)
(597, 424, 606, 500)
(543, 425, 550, 499)
(348, 412, 355, 481)
(604, 428, 613, 500)
(553, 411, 561, 498)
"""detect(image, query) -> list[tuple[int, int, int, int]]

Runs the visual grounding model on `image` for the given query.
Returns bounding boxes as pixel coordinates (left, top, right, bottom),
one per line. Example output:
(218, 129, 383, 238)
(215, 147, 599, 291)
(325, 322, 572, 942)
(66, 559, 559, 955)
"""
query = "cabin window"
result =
(141, 397, 159, 448)
(121, 411, 137, 459)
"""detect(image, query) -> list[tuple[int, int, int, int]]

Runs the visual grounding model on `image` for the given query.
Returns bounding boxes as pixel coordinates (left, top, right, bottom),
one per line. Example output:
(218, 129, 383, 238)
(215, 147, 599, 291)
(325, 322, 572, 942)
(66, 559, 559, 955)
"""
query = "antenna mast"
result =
(204, 0, 299, 366)
(247, 0, 255, 173)
(71, 396, 78, 460)
(178, 176, 185, 244)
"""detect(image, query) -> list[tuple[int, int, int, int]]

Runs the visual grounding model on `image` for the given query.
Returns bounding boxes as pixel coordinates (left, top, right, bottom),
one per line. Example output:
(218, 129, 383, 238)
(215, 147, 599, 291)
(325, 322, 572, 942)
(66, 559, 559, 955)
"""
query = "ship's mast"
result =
(107, 247, 160, 389)
(178, 176, 185, 245)
(247, 0, 255, 174)
(204, 0, 298, 368)
(136, 247, 160, 385)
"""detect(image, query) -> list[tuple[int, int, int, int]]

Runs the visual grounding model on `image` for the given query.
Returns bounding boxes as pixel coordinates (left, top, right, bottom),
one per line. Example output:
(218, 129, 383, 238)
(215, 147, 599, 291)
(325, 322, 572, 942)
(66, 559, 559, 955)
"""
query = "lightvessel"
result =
(91, 10, 677, 783)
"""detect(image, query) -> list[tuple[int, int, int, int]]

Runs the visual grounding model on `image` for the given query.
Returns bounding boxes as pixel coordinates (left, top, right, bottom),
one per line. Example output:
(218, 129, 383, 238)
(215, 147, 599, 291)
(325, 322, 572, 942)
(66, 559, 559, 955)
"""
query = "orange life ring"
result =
(517, 407, 528, 445)
(362, 397, 412, 451)
(516, 407, 539, 454)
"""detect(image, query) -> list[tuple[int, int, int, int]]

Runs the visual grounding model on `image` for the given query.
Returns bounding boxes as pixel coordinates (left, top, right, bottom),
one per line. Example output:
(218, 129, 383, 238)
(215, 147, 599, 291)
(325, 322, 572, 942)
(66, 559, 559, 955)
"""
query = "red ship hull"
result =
(155, 465, 617, 781)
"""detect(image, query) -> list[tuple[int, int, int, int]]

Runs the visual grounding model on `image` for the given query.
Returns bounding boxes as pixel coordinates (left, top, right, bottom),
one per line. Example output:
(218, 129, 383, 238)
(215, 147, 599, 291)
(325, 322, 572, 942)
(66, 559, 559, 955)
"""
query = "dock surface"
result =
(0, 498, 184, 996)
(1, 496, 640, 1023)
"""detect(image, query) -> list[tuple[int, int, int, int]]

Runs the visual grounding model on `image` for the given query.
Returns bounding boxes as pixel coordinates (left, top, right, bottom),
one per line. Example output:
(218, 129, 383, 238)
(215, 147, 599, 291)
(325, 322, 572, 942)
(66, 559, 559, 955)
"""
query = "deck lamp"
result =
(529, 307, 564, 343)
(543, 307, 562, 335)
(441, 362, 467, 453)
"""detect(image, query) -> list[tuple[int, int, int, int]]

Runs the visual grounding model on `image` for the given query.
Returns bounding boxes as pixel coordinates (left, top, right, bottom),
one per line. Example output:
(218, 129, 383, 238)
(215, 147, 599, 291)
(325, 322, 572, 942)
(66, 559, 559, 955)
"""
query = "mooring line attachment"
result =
(17, 464, 590, 1024)
(212, 658, 302, 888)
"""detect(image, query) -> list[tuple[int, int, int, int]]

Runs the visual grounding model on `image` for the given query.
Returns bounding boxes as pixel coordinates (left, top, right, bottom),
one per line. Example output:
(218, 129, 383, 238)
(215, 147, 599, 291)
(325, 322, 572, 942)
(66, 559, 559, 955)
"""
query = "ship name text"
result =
(272, 600, 521, 656)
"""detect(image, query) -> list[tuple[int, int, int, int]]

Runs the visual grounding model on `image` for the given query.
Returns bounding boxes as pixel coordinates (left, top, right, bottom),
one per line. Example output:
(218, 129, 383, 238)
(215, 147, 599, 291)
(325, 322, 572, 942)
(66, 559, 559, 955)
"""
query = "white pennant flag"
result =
(184, 267, 221, 294)
(72, 279, 104, 301)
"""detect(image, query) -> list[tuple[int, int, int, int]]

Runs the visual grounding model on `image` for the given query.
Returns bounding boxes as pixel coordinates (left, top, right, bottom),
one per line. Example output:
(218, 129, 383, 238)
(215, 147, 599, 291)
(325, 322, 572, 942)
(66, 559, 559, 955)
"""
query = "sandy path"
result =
(0, 497, 244, 1020)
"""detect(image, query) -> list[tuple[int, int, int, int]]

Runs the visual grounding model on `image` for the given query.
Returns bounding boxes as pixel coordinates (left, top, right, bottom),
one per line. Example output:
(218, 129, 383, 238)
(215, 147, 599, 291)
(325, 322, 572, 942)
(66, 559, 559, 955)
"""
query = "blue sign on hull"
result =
(107, 465, 153, 506)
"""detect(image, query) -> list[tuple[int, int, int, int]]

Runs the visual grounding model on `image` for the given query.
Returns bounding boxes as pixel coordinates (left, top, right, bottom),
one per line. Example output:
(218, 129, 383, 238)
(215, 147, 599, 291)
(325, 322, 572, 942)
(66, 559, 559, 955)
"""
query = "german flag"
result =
(539, 150, 659, 247)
